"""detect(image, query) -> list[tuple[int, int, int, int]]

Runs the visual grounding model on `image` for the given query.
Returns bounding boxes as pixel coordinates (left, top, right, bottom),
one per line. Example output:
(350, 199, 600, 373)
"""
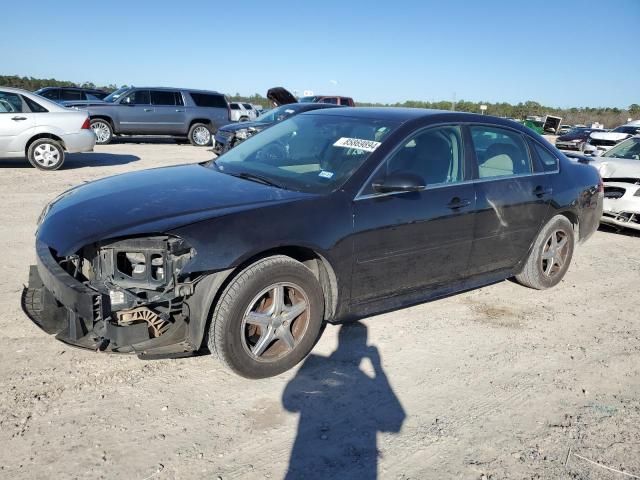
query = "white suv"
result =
(0, 87, 95, 170)
(229, 102, 258, 122)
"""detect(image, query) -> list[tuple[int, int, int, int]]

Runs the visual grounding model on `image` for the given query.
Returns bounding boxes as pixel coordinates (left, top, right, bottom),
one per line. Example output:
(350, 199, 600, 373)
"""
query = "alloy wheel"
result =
(541, 230, 569, 277)
(91, 121, 111, 143)
(241, 282, 310, 362)
(192, 126, 211, 146)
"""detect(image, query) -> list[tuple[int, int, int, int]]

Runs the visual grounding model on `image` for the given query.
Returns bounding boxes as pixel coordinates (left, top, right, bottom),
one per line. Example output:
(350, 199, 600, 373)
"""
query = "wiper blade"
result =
(230, 171, 284, 189)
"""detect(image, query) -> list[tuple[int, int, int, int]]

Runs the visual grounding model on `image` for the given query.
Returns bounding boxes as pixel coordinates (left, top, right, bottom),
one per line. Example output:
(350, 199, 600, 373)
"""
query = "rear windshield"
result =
(190, 92, 227, 108)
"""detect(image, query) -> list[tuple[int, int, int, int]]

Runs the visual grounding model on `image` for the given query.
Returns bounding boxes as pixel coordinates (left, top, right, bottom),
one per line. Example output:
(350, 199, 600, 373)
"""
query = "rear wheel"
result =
(188, 123, 212, 146)
(90, 119, 113, 145)
(515, 215, 575, 289)
(208, 256, 325, 378)
(27, 138, 65, 170)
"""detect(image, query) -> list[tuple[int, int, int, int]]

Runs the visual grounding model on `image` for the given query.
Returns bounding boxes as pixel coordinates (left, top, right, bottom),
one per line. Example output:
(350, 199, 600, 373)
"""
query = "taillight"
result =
(81, 117, 91, 130)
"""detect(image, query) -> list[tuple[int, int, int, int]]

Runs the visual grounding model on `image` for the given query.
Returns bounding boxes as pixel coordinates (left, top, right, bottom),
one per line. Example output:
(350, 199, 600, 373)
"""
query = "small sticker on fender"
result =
(333, 137, 381, 152)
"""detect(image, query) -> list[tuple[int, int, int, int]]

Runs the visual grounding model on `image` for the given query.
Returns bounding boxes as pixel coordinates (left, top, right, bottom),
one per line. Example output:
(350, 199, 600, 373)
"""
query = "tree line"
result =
(2, 75, 637, 128)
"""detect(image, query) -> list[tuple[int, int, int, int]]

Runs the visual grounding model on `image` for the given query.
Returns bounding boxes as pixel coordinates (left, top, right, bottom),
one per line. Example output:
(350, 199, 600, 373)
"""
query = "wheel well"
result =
(558, 211, 580, 239)
(189, 119, 213, 130)
(232, 247, 339, 320)
(25, 133, 65, 155)
(89, 115, 114, 130)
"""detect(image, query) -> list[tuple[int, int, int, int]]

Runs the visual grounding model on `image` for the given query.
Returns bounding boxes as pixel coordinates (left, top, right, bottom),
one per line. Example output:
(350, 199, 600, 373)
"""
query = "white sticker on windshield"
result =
(285, 109, 295, 113)
(333, 137, 381, 152)
(318, 170, 334, 179)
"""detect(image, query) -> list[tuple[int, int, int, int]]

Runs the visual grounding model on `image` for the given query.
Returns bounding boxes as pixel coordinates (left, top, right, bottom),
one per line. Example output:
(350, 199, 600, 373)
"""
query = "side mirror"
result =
(372, 172, 426, 194)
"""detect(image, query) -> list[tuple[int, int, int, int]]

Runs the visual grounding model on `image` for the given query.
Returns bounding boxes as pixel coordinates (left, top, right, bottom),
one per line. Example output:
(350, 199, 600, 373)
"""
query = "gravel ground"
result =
(0, 141, 638, 480)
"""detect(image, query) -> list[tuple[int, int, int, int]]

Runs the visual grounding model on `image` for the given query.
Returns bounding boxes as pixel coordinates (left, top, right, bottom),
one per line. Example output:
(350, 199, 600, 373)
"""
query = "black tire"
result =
(515, 215, 575, 290)
(90, 118, 113, 145)
(239, 116, 249, 122)
(27, 138, 65, 170)
(208, 255, 325, 378)
(188, 123, 212, 146)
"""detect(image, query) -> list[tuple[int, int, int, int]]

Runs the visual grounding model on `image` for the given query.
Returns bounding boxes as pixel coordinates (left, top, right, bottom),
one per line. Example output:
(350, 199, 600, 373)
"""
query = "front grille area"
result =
(604, 186, 626, 199)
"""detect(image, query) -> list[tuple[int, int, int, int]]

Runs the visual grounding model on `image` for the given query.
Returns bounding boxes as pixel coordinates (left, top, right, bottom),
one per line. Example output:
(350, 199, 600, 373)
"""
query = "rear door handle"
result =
(534, 186, 553, 197)
(447, 197, 471, 209)
(144, 108, 153, 112)
(11, 116, 27, 121)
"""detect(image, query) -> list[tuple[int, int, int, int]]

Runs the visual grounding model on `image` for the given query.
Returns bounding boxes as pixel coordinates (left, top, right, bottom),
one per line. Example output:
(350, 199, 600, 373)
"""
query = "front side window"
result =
(122, 90, 150, 105)
(470, 126, 532, 178)
(379, 125, 464, 187)
(0, 91, 24, 113)
(151, 90, 178, 106)
(320, 97, 338, 104)
(242, 103, 253, 110)
(214, 114, 398, 194)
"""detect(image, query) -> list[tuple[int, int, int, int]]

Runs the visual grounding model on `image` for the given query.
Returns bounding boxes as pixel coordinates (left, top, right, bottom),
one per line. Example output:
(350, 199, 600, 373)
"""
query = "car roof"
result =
(37, 86, 106, 92)
(129, 87, 223, 95)
(299, 107, 536, 131)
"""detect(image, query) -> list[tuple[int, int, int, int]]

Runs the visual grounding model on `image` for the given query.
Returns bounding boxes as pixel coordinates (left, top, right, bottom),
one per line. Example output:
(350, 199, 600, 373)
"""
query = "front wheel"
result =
(90, 119, 113, 145)
(27, 139, 65, 170)
(515, 215, 575, 289)
(188, 123, 212, 146)
(208, 256, 325, 378)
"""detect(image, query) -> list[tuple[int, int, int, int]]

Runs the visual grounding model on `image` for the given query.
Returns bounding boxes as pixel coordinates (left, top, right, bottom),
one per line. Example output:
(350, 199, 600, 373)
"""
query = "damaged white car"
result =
(589, 136, 640, 231)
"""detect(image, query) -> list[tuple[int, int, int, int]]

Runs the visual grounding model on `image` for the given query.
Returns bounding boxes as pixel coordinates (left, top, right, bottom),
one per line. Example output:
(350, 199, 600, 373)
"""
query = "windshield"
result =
(602, 137, 640, 160)
(613, 126, 640, 135)
(103, 87, 130, 103)
(213, 114, 398, 194)
(255, 104, 301, 124)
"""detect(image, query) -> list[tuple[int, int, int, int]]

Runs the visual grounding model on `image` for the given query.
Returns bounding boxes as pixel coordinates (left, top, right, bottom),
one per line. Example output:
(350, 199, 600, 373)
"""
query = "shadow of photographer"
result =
(283, 322, 405, 479)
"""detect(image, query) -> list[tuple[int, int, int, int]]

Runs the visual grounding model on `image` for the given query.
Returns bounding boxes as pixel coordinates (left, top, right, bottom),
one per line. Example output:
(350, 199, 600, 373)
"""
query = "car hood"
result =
(558, 132, 588, 141)
(590, 132, 631, 142)
(266, 87, 297, 106)
(37, 163, 312, 255)
(589, 157, 640, 179)
(219, 121, 271, 133)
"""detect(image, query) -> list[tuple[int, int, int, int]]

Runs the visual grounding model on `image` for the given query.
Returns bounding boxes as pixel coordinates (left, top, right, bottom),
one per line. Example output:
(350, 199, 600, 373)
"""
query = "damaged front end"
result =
(22, 235, 201, 357)
(601, 178, 640, 231)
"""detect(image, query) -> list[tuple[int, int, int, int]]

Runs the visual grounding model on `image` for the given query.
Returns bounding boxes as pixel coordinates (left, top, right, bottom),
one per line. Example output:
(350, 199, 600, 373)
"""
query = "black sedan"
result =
(213, 102, 341, 154)
(23, 109, 603, 378)
(555, 127, 605, 152)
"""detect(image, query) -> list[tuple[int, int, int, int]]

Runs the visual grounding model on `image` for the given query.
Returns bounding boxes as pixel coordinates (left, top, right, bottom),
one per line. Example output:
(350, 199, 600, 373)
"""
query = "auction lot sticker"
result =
(333, 137, 381, 152)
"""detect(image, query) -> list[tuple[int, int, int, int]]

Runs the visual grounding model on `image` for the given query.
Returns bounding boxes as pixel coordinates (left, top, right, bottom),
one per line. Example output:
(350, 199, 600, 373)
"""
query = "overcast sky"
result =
(3, 0, 639, 108)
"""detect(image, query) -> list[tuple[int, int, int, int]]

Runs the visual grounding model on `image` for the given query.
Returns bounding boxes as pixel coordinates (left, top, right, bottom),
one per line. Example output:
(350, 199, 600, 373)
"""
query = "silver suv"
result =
(80, 87, 230, 146)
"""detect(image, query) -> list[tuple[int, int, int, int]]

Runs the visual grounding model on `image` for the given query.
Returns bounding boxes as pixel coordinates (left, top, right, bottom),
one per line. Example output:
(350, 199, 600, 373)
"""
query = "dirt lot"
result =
(0, 142, 638, 480)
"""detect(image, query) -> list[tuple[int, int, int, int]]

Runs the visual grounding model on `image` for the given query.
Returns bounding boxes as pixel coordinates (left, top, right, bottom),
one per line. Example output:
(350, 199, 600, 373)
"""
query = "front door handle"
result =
(144, 108, 153, 112)
(11, 116, 27, 121)
(534, 185, 553, 197)
(447, 197, 471, 209)
(175, 109, 185, 112)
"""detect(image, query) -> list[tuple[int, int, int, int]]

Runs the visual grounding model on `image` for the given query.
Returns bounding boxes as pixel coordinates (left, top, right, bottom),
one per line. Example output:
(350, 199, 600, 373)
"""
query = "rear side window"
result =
(470, 126, 532, 178)
(190, 92, 227, 108)
(151, 90, 179, 106)
(340, 97, 352, 105)
(23, 96, 48, 113)
(39, 89, 59, 100)
(531, 142, 559, 172)
(61, 89, 82, 101)
(0, 92, 24, 113)
(320, 97, 338, 104)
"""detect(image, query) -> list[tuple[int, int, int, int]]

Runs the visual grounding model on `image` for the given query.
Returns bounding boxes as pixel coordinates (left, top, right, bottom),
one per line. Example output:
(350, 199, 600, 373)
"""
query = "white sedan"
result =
(0, 87, 95, 170)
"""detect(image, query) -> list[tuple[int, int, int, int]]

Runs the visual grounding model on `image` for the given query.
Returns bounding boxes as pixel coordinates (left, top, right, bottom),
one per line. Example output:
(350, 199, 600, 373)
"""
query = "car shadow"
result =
(282, 322, 405, 479)
(0, 153, 140, 169)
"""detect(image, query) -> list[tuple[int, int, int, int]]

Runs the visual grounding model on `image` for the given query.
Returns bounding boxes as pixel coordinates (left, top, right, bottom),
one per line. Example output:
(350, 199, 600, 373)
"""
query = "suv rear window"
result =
(190, 92, 227, 108)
